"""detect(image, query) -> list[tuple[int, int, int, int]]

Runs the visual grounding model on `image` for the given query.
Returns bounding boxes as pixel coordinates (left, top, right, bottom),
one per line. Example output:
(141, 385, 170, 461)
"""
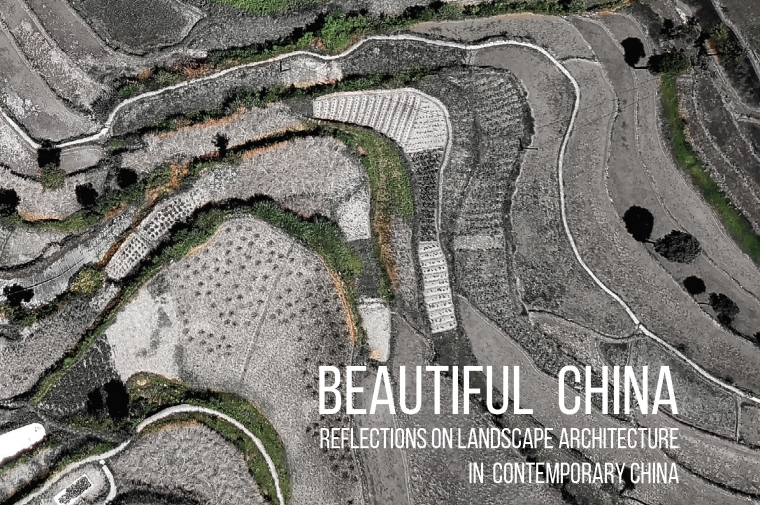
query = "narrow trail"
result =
(40, 32, 760, 403)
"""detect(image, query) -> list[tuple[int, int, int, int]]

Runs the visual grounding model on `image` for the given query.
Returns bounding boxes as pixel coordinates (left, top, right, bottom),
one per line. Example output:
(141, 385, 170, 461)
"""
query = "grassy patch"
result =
(127, 372, 290, 504)
(39, 164, 65, 191)
(69, 268, 104, 295)
(248, 201, 361, 279)
(329, 125, 414, 299)
(213, 0, 324, 15)
(661, 74, 760, 263)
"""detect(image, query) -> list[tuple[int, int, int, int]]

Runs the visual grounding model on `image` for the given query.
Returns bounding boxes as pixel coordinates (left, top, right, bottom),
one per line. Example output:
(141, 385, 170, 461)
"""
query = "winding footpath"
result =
(2, 32, 753, 402)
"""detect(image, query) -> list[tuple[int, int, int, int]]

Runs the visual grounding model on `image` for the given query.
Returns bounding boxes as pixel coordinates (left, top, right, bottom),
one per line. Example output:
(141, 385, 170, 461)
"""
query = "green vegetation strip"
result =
(328, 124, 414, 299)
(128, 373, 290, 504)
(213, 0, 323, 15)
(661, 75, 760, 263)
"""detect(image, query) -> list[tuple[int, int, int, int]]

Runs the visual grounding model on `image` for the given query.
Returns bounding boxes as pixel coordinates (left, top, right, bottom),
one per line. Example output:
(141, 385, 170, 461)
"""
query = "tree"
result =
(655, 230, 702, 263)
(75, 183, 99, 207)
(621, 38, 646, 67)
(213, 132, 229, 159)
(623, 206, 654, 242)
(0, 188, 19, 216)
(649, 51, 691, 75)
(709, 24, 745, 68)
(683, 275, 706, 295)
(709, 292, 740, 326)
(117, 168, 138, 189)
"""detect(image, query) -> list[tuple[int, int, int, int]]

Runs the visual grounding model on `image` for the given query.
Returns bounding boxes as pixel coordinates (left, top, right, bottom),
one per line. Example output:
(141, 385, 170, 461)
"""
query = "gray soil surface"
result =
(412, 14, 595, 60)
(459, 298, 760, 504)
(111, 423, 265, 504)
(0, 283, 118, 400)
(69, 0, 202, 54)
(0, 22, 96, 141)
(106, 215, 361, 505)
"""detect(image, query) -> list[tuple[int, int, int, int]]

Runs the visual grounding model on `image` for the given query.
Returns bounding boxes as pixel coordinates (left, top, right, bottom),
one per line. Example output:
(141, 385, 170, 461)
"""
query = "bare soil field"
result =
(111, 423, 265, 504)
(376, 313, 569, 505)
(107, 137, 369, 279)
(411, 14, 595, 60)
(471, 44, 633, 338)
(0, 114, 38, 176)
(25, 0, 137, 73)
(598, 13, 760, 305)
(459, 299, 760, 505)
(0, 0, 105, 110)
(0, 207, 132, 308)
(69, 0, 202, 54)
(120, 104, 304, 174)
(568, 16, 760, 394)
(0, 283, 117, 400)
(570, 15, 760, 338)
(0, 166, 107, 220)
(0, 226, 67, 268)
(0, 22, 95, 141)
(106, 215, 360, 505)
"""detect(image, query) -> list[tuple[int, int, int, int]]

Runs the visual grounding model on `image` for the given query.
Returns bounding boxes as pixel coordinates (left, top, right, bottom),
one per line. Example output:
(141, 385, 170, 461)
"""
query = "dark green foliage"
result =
(709, 24, 745, 69)
(683, 275, 706, 295)
(0, 188, 19, 216)
(709, 292, 740, 326)
(654, 230, 702, 263)
(39, 164, 66, 190)
(213, 132, 230, 158)
(104, 379, 130, 420)
(649, 51, 691, 75)
(623, 205, 654, 242)
(37, 141, 60, 168)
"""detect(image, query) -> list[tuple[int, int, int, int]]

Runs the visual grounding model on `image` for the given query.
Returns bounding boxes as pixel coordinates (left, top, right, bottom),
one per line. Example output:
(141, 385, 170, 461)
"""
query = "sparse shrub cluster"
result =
(70, 268, 105, 295)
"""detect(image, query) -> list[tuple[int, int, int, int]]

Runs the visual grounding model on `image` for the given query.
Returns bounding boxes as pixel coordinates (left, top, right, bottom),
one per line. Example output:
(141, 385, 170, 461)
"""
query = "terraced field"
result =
(4, 8, 760, 505)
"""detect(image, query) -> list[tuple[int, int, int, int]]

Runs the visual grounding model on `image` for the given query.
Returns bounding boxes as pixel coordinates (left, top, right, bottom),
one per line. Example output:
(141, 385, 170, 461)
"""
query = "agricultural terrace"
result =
(103, 215, 359, 504)
(4, 7, 760, 505)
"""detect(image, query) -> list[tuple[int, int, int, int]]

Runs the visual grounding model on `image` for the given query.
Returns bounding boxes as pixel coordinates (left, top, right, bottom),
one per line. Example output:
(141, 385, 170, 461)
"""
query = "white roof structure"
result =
(0, 423, 46, 465)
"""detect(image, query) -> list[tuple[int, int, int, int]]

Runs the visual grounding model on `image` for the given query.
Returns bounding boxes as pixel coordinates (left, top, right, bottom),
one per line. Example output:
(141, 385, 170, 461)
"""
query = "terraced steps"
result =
(418, 241, 456, 333)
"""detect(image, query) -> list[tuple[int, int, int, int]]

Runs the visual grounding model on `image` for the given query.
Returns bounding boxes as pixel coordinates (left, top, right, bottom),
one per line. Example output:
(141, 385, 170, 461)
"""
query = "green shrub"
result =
(649, 51, 691, 75)
(39, 164, 65, 190)
(320, 13, 372, 52)
(119, 83, 141, 99)
(709, 23, 745, 68)
(70, 268, 104, 295)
